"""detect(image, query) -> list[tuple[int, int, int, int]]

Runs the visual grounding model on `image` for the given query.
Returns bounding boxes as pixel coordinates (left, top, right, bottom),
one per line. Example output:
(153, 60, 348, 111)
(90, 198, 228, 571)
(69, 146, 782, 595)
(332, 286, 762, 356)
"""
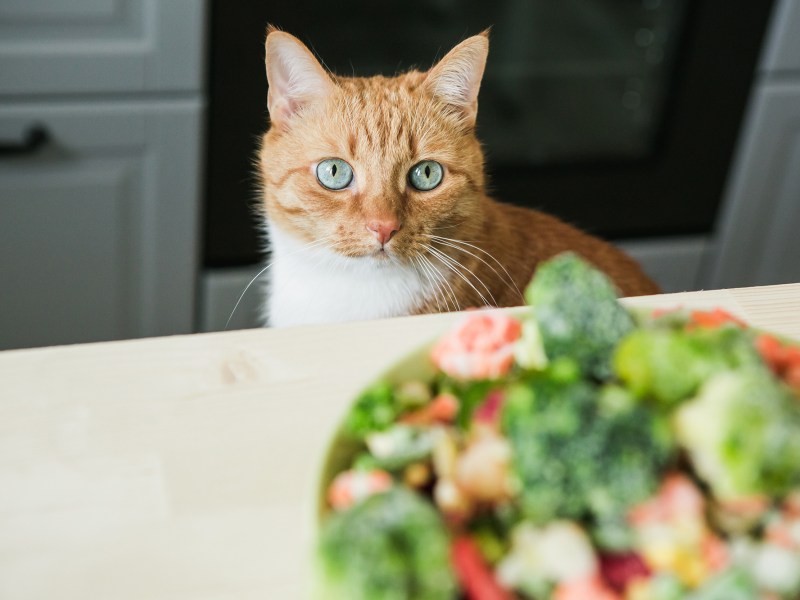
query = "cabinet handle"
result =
(0, 125, 50, 157)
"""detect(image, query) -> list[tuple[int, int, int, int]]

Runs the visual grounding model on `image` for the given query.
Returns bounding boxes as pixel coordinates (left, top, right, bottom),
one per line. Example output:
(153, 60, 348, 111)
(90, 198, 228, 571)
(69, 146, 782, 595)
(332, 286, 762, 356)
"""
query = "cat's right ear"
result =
(265, 28, 334, 129)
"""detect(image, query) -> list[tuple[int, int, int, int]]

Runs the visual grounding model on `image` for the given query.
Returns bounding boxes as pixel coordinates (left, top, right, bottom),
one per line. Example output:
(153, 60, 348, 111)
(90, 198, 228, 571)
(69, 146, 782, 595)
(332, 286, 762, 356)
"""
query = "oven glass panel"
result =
(298, 0, 686, 165)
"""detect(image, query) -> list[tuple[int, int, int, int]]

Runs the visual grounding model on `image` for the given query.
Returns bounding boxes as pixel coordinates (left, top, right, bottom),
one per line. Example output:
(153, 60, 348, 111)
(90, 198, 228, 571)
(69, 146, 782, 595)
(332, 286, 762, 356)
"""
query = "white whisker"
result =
(425, 244, 494, 307)
(426, 244, 496, 306)
(428, 235, 523, 302)
(226, 234, 334, 329)
(430, 221, 466, 233)
(413, 256, 445, 313)
(421, 254, 460, 312)
(427, 236, 522, 302)
(424, 255, 457, 313)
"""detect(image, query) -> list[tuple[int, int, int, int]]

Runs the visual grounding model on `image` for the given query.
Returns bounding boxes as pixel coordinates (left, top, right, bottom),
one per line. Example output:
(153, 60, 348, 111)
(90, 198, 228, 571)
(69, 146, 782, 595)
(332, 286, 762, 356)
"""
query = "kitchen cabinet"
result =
(0, 0, 205, 95)
(0, 101, 201, 349)
(0, 0, 206, 350)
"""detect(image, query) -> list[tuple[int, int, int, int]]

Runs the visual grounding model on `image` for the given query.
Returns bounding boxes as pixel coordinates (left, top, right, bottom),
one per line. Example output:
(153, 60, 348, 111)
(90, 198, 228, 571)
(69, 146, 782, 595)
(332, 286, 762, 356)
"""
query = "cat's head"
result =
(258, 28, 489, 263)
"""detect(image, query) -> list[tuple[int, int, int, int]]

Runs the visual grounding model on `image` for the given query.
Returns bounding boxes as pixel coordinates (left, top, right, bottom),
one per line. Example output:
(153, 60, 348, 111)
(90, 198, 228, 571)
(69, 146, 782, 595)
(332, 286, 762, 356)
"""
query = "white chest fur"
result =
(265, 224, 436, 327)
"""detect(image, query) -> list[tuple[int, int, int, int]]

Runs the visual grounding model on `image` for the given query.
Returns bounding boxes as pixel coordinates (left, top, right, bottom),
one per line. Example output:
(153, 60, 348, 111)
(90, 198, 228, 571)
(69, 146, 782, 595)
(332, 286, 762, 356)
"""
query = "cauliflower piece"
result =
(674, 368, 800, 502)
(496, 520, 598, 594)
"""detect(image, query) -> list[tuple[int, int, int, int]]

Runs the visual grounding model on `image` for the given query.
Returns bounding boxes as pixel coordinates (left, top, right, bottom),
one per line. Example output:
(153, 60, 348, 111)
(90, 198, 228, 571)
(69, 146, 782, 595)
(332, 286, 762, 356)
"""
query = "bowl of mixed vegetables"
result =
(314, 253, 800, 600)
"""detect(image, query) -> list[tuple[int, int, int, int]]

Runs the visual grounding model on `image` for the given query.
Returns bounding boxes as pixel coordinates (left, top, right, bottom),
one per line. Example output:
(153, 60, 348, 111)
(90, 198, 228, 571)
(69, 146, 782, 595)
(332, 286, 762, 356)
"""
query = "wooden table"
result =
(1, 284, 799, 599)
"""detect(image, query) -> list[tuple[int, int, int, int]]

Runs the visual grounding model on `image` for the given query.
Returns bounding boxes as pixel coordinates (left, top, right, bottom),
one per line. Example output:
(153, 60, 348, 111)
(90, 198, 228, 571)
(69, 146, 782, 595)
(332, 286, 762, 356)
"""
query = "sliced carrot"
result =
(785, 363, 800, 391)
(552, 574, 621, 600)
(652, 306, 682, 318)
(756, 334, 786, 373)
(400, 393, 459, 425)
(765, 521, 796, 549)
(757, 334, 793, 373)
(756, 334, 800, 391)
(701, 533, 729, 572)
(327, 469, 392, 511)
(689, 308, 746, 329)
(716, 494, 770, 517)
(786, 345, 800, 364)
(451, 536, 514, 600)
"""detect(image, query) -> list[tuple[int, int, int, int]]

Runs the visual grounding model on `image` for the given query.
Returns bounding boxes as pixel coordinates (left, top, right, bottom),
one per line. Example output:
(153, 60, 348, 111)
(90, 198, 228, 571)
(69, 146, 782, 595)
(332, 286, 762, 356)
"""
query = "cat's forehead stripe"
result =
(337, 76, 429, 161)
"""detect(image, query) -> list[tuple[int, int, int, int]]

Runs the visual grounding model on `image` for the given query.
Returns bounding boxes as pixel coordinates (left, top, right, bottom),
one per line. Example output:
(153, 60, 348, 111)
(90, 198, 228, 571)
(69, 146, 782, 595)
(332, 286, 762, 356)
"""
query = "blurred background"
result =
(1, 0, 798, 351)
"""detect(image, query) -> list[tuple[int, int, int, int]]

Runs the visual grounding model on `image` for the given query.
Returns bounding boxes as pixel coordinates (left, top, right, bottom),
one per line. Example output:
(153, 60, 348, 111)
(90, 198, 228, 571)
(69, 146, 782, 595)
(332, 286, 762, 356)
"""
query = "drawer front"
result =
(0, 100, 202, 350)
(0, 0, 206, 96)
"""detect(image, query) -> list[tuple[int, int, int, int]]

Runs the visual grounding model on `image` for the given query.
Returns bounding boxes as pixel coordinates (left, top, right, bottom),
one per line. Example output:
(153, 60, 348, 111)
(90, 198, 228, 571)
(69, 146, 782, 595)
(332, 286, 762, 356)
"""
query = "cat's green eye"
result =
(408, 160, 443, 191)
(316, 158, 353, 190)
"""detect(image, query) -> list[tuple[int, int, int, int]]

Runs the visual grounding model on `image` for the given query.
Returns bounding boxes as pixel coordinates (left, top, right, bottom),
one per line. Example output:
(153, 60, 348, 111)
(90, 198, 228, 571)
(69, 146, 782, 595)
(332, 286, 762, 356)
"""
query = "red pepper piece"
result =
(689, 308, 746, 329)
(401, 393, 459, 425)
(474, 390, 505, 424)
(598, 552, 651, 592)
(451, 536, 514, 600)
(757, 334, 800, 391)
(757, 334, 789, 373)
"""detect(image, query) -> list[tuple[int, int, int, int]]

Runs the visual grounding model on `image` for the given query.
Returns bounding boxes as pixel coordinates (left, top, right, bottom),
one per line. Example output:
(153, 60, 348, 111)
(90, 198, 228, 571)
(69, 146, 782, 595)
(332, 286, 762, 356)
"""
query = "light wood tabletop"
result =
(1, 283, 799, 599)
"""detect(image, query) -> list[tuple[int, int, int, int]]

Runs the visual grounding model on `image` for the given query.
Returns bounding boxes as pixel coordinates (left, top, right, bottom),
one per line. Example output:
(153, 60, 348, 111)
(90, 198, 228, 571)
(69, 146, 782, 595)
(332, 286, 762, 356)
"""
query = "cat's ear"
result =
(424, 31, 489, 126)
(265, 28, 334, 128)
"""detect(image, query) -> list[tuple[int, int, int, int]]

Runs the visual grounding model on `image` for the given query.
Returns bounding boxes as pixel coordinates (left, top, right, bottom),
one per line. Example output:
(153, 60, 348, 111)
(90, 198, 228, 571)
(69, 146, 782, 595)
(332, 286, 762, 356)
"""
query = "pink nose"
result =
(366, 219, 401, 246)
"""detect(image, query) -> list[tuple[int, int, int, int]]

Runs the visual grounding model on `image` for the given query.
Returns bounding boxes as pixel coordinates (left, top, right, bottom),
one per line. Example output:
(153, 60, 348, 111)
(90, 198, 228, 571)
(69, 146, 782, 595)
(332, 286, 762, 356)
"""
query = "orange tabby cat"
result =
(259, 28, 659, 327)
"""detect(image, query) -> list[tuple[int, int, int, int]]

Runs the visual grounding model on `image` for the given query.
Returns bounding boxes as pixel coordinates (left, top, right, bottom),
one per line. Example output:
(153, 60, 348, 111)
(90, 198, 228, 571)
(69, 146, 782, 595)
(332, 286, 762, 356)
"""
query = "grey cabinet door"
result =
(0, 0, 206, 95)
(0, 100, 201, 350)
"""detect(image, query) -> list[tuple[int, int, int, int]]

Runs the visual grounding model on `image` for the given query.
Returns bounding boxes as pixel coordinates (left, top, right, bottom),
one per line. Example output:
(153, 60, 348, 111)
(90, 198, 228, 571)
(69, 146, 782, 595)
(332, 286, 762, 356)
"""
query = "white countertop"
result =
(1, 283, 799, 599)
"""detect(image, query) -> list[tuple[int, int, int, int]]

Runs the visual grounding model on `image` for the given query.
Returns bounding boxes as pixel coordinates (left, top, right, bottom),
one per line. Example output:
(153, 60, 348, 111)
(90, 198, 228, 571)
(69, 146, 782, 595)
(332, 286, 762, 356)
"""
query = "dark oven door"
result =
(204, 0, 774, 267)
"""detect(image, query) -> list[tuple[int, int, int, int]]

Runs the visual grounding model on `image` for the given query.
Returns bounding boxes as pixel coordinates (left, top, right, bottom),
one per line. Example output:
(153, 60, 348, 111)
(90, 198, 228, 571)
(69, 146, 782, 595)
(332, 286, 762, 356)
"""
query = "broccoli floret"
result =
(317, 487, 456, 600)
(674, 367, 800, 501)
(344, 382, 399, 439)
(437, 377, 496, 428)
(365, 425, 436, 470)
(589, 385, 673, 519)
(614, 326, 762, 406)
(502, 376, 672, 527)
(525, 253, 635, 379)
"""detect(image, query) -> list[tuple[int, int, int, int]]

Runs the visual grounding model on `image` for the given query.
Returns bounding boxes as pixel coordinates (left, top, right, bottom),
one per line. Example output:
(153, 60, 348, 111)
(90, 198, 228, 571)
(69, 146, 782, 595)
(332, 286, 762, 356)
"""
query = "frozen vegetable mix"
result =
(316, 253, 800, 599)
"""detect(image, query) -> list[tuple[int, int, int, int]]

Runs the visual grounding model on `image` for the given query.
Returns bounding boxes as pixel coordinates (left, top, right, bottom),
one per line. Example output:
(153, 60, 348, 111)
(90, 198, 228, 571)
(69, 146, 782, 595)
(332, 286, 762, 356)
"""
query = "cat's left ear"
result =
(265, 28, 335, 129)
(424, 31, 489, 126)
